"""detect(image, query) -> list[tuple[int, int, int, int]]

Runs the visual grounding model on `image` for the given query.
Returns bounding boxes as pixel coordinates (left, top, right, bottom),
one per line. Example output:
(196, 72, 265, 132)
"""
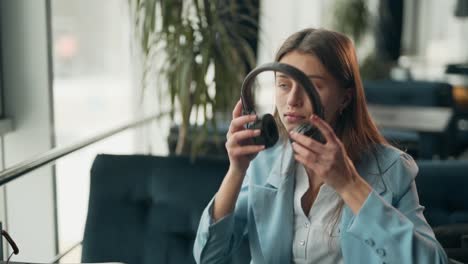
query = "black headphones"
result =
(240, 62, 325, 148)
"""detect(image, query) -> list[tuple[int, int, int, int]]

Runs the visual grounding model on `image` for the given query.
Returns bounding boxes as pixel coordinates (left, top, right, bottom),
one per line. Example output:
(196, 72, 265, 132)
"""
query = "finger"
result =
(310, 115, 338, 144)
(289, 130, 325, 153)
(229, 145, 265, 157)
(232, 99, 243, 119)
(227, 114, 257, 140)
(229, 129, 261, 144)
(291, 141, 319, 164)
(231, 114, 257, 130)
(294, 154, 318, 174)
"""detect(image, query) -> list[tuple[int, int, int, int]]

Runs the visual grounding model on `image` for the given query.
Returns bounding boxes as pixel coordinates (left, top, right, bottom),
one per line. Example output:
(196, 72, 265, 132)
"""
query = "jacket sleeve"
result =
(193, 173, 250, 264)
(343, 153, 448, 263)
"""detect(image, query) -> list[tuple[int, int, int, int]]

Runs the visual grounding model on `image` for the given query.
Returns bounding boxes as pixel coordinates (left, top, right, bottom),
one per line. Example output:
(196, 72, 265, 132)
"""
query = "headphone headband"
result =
(240, 62, 324, 120)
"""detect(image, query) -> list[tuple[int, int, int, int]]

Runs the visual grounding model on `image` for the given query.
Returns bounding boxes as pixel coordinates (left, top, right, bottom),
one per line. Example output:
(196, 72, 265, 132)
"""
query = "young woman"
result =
(193, 28, 447, 264)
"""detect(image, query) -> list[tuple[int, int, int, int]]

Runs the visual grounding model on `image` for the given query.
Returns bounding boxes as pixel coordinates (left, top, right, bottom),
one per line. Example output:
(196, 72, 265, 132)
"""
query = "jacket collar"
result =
(250, 140, 296, 263)
(265, 140, 295, 189)
(355, 146, 390, 196)
(265, 141, 388, 195)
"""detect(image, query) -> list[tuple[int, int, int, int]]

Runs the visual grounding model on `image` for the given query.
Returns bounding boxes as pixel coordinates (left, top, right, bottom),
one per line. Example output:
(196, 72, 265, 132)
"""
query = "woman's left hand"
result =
(289, 115, 372, 213)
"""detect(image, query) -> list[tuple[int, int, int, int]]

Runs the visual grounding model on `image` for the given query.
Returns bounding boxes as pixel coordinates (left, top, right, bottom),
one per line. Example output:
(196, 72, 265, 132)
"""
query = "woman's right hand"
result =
(225, 100, 265, 177)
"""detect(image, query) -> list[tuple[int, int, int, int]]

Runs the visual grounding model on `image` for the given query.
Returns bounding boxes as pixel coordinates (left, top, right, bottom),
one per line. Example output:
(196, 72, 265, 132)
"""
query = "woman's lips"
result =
(284, 114, 305, 123)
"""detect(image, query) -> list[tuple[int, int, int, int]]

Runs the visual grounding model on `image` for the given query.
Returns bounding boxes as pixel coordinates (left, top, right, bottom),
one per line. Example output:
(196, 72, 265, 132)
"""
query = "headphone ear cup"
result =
(294, 123, 326, 144)
(247, 114, 279, 148)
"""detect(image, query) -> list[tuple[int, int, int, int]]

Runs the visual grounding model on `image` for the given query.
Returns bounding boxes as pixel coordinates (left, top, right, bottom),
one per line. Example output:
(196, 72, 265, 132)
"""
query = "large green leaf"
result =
(129, 0, 258, 156)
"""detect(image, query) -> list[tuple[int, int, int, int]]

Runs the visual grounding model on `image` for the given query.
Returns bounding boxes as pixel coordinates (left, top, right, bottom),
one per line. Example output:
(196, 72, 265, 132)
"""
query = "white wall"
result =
(0, 0, 57, 262)
(255, 0, 331, 112)
(401, 0, 468, 80)
(257, 0, 330, 64)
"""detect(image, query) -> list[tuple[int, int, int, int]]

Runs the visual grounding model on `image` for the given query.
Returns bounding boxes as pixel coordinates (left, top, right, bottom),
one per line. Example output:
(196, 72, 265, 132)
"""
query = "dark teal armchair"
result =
(82, 154, 468, 263)
(416, 160, 468, 263)
(81, 154, 250, 264)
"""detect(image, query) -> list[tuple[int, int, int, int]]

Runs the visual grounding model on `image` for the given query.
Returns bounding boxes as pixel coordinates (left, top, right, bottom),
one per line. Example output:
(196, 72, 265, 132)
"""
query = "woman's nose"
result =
(287, 85, 303, 107)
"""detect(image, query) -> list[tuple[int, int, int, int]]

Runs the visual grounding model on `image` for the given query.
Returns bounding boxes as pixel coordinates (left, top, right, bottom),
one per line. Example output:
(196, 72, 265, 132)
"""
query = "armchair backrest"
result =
(416, 160, 468, 227)
(82, 154, 250, 264)
(416, 160, 468, 263)
(81, 154, 468, 264)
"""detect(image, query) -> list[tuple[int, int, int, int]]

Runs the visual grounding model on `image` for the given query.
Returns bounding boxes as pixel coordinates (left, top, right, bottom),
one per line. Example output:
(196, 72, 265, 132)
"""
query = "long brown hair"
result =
(274, 28, 388, 162)
(274, 28, 389, 238)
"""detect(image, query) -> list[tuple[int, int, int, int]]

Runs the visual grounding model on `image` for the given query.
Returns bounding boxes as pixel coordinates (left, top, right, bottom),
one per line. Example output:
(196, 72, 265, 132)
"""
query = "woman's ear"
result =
(340, 88, 353, 110)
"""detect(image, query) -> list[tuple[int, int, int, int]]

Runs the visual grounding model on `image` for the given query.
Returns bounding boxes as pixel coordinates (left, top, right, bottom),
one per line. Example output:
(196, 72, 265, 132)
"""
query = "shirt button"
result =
(299, 240, 305, 246)
(376, 248, 386, 257)
(364, 239, 375, 247)
(304, 222, 309, 228)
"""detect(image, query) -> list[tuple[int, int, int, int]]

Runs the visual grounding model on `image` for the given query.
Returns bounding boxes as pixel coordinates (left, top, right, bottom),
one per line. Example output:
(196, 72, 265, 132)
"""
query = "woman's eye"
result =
(276, 82, 290, 89)
(312, 81, 323, 90)
(312, 84, 322, 91)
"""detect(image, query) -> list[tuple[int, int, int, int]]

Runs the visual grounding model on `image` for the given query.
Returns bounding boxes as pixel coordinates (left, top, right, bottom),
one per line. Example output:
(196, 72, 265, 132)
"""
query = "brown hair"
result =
(274, 28, 388, 162)
(274, 28, 389, 238)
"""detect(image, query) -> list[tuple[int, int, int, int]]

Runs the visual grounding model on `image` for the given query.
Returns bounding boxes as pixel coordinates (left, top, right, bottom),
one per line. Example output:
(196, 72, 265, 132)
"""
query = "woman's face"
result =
(276, 51, 350, 132)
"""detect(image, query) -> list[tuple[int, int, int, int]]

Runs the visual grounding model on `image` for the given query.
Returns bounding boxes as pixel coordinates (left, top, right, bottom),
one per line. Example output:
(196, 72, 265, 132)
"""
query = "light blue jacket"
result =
(193, 142, 448, 263)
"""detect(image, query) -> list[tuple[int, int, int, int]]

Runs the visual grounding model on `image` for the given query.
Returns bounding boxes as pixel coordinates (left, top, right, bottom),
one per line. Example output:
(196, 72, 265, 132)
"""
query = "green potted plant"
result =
(331, 0, 404, 80)
(332, 0, 370, 46)
(129, 0, 259, 157)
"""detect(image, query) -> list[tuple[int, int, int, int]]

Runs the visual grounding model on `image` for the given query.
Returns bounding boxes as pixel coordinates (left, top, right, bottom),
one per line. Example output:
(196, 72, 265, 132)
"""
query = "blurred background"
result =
(1, 0, 468, 263)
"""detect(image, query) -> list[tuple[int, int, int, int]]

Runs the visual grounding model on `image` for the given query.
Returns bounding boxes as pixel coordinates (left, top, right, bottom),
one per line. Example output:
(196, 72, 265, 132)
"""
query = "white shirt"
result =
(292, 163, 344, 264)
